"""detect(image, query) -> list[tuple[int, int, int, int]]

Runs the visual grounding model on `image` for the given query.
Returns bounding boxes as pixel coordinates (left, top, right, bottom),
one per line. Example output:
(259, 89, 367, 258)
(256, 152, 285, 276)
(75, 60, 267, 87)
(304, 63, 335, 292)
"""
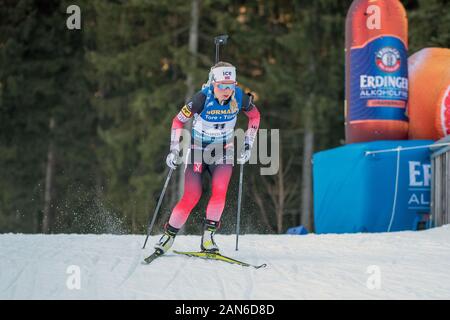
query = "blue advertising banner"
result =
(313, 140, 433, 234)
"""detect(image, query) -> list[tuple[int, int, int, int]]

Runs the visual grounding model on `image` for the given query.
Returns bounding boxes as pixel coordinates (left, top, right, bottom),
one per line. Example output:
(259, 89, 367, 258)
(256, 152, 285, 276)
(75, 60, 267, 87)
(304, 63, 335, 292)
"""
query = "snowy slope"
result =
(1, 226, 450, 300)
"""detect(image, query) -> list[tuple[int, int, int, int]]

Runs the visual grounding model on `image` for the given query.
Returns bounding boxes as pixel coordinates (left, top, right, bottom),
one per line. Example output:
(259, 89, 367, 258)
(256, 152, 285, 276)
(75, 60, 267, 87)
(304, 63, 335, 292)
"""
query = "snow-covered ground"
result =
(1, 226, 450, 300)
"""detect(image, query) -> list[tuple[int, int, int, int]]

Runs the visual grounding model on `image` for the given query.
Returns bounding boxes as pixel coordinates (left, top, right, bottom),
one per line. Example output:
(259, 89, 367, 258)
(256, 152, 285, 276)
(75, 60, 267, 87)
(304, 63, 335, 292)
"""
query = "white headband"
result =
(211, 66, 236, 82)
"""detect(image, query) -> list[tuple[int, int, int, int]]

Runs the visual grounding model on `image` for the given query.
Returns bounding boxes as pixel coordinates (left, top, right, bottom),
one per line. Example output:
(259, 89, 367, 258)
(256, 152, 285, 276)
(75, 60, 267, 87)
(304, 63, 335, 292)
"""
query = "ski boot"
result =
(154, 223, 179, 254)
(201, 219, 220, 253)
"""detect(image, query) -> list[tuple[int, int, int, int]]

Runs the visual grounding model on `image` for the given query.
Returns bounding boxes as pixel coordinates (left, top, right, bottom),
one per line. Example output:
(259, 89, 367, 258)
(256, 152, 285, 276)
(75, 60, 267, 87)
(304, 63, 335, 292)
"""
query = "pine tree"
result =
(0, 0, 97, 233)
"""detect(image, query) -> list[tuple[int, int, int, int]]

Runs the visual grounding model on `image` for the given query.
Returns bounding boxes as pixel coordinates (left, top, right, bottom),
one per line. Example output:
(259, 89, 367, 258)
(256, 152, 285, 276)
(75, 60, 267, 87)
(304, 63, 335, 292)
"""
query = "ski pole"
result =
(142, 167, 174, 249)
(235, 163, 244, 251)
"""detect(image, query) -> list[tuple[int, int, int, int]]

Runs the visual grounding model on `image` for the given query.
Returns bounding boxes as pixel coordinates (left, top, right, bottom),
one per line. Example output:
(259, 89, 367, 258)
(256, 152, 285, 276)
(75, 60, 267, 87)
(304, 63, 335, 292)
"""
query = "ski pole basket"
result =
(431, 137, 450, 227)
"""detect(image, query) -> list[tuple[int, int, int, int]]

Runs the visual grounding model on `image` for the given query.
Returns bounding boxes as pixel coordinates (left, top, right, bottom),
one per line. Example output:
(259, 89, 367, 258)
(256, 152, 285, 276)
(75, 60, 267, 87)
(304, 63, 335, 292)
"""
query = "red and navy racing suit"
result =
(167, 85, 260, 229)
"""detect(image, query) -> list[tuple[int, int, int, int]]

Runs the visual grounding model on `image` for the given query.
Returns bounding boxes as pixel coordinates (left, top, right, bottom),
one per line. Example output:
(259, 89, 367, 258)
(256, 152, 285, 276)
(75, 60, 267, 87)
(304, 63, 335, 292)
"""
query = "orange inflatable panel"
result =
(408, 48, 450, 140)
